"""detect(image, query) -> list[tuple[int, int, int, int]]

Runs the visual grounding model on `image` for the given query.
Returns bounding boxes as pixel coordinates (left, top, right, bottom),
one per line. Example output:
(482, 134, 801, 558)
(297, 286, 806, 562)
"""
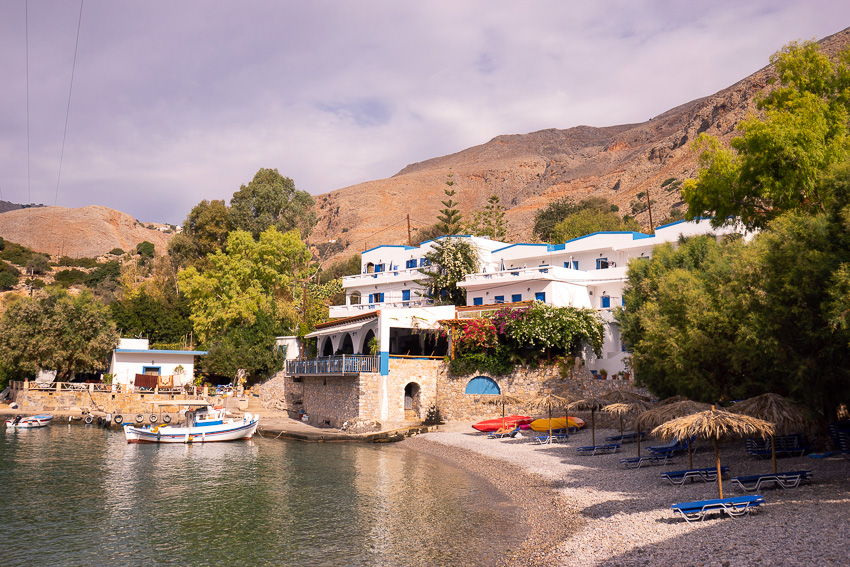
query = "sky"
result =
(1, 1, 849, 225)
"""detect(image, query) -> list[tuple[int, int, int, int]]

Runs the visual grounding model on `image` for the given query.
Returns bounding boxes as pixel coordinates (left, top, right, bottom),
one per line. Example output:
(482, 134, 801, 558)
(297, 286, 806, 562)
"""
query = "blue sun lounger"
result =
(619, 451, 674, 469)
(648, 436, 696, 455)
(661, 466, 729, 486)
(533, 429, 570, 444)
(606, 431, 648, 444)
(487, 426, 520, 439)
(576, 444, 620, 455)
(671, 495, 765, 522)
(731, 470, 813, 491)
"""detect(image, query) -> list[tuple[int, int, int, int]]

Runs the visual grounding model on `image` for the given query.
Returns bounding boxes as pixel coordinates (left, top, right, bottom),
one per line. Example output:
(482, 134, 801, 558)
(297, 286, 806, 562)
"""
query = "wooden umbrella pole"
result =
(637, 427, 641, 457)
(548, 405, 553, 440)
(591, 410, 596, 446)
(771, 433, 777, 474)
(619, 415, 624, 436)
(714, 437, 723, 500)
(688, 439, 693, 469)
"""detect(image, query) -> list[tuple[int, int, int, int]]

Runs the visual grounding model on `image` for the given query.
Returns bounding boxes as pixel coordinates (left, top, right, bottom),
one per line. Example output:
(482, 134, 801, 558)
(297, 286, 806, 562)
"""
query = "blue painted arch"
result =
(465, 376, 501, 395)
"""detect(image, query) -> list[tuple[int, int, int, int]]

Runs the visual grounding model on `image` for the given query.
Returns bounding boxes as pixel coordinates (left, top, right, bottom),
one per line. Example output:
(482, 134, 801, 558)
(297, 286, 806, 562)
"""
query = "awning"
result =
(305, 315, 378, 338)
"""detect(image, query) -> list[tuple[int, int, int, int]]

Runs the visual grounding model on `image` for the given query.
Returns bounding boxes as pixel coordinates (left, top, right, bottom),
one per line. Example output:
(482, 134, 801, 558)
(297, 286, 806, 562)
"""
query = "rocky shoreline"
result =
(404, 424, 850, 567)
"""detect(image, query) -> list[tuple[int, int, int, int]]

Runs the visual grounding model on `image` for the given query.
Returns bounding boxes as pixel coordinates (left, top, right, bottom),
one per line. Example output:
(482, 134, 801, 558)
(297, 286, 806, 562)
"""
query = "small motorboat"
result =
(472, 415, 534, 432)
(123, 400, 258, 444)
(5, 414, 54, 428)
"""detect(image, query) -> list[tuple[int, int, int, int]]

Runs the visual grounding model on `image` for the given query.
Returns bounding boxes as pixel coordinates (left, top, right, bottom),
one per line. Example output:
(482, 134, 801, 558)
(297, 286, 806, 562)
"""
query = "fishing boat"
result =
(5, 414, 54, 429)
(123, 400, 258, 443)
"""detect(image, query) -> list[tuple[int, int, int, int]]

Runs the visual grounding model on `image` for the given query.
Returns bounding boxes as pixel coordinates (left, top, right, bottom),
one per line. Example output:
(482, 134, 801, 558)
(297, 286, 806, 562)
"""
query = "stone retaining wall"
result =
(10, 388, 208, 415)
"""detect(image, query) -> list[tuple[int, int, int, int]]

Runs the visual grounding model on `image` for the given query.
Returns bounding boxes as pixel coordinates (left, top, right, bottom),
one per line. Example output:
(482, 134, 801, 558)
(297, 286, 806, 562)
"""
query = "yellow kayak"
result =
(529, 417, 585, 432)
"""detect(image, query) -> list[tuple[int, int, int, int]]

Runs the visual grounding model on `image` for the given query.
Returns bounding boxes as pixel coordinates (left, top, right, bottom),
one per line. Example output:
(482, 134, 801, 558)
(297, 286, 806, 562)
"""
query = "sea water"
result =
(0, 424, 522, 567)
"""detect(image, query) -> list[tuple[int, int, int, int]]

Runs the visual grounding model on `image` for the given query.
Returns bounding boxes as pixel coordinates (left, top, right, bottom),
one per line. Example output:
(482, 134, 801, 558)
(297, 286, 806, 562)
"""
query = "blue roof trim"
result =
(421, 234, 473, 245)
(115, 349, 208, 355)
(492, 243, 548, 254)
(653, 217, 713, 231)
(558, 230, 654, 246)
(362, 244, 418, 254)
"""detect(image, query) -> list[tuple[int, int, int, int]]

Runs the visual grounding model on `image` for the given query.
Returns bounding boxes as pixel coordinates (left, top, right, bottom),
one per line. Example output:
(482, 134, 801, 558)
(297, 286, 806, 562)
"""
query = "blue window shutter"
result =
(511, 294, 522, 302)
(378, 293, 385, 302)
(494, 295, 504, 304)
(402, 289, 410, 301)
(535, 292, 545, 302)
(596, 258, 608, 270)
(572, 260, 579, 270)
(473, 297, 483, 306)
(601, 296, 611, 308)
(368, 294, 374, 303)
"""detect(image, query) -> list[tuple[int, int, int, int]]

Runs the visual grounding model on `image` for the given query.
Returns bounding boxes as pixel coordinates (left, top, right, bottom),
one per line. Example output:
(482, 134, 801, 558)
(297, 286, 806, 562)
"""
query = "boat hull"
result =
(5, 414, 53, 429)
(529, 416, 585, 432)
(124, 417, 259, 443)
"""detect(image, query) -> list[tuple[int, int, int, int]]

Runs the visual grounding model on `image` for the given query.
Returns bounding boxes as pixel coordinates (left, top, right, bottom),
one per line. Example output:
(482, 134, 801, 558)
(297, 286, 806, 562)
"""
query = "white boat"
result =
(5, 414, 54, 428)
(122, 400, 258, 444)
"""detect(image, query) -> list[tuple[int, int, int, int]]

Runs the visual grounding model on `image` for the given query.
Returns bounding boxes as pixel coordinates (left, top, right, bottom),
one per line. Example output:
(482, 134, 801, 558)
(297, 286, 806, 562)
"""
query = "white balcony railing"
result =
(286, 355, 380, 375)
(341, 267, 423, 288)
(328, 298, 434, 317)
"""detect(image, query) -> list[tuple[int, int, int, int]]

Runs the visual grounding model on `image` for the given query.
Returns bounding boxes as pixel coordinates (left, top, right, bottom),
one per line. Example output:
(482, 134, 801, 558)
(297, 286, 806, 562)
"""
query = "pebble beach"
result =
(403, 424, 850, 567)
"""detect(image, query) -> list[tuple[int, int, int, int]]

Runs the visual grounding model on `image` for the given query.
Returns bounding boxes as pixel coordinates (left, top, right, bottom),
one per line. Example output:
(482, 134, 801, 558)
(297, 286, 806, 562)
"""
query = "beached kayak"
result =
(472, 415, 534, 432)
(529, 417, 585, 432)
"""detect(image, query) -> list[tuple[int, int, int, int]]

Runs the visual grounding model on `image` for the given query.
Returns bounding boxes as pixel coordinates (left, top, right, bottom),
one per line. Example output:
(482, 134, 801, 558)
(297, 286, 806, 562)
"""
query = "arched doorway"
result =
(404, 382, 421, 420)
(361, 329, 376, 355)
(321, 337, 334, 357)
(350, 291, 361, 305)
(339, 333, 354, 355)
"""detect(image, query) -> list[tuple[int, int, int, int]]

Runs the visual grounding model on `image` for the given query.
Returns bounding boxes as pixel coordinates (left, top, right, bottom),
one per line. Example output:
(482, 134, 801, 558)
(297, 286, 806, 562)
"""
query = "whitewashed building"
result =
(108, 338, 207, 389)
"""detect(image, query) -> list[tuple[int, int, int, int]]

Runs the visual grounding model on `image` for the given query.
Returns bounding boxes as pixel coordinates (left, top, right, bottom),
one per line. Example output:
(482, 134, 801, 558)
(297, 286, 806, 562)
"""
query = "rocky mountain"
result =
(0, 205, 172, 258)
(311, 27, 850, 261)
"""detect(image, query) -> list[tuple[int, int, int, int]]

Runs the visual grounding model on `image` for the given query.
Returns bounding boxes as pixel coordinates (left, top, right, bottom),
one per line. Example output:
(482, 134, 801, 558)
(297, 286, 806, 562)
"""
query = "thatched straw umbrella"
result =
(603, 389, 651, 435)
(479, 392, 524, 431)
(728, 393, 809, 473)
(526, 392, 571, 440)
(652, 407, 775, 499)
(637, 400, 711, 468)
(603, 399, 654, 456)
(569, 396, 607, 446)
(658, 395, 690, 405)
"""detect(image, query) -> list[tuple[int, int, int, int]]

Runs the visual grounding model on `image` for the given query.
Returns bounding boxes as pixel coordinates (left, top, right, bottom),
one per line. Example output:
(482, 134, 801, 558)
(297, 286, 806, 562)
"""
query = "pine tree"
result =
(467, 194, 508, 240)
(435, 170, 463, 236)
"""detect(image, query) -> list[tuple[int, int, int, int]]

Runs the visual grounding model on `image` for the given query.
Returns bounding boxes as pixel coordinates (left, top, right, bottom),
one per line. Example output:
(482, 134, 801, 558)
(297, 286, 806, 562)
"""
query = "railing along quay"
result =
(286, 355, 380, 375)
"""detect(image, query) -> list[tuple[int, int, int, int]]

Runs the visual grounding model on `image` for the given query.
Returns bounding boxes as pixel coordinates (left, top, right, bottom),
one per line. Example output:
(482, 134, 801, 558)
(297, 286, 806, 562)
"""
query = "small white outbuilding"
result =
(108, 338, 207, 389)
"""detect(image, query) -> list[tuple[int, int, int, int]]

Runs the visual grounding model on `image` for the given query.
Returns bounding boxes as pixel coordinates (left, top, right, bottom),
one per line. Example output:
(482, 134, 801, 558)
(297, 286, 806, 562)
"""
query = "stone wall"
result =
(10, 387, 208, 416)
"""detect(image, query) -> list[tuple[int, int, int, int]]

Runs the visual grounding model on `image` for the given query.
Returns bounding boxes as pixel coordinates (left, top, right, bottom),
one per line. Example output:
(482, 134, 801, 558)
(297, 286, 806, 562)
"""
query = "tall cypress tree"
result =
(435, 170, 463, 236)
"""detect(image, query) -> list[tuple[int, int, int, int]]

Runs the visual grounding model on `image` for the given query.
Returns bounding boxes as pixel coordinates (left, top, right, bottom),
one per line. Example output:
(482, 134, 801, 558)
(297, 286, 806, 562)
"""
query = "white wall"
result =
(109, 352, 198, 387)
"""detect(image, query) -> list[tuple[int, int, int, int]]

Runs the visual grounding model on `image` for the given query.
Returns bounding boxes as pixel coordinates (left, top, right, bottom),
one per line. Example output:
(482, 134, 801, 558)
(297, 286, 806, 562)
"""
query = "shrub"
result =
(54, 268, 87, 287)
(0, 260, 20, 289)
(57, 256, 99, 268)
(109, 248, 124, 255)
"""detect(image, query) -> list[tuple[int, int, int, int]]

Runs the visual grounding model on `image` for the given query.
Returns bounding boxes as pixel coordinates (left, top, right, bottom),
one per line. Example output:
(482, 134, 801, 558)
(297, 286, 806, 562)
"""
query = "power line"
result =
(26, 0, 30, 204)
(55, 0, 84, 207)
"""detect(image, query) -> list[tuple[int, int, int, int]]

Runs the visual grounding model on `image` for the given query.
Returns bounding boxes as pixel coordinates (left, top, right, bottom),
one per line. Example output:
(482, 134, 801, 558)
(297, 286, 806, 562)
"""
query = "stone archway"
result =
(339, 333, 354, 355)
(404, 382, 421, 420)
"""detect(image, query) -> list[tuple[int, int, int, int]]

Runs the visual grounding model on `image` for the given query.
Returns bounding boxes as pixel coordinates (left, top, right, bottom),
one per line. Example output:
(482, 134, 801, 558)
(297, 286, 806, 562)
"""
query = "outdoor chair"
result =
(533, 429, 570, 444)
(487, 425, 520, 439)
(661, 466, 729, 486)
(648, 436, 695, 455)
(576, 444, 620, 456)
(745, 434, 810, 458)
(671, 495, 765, 523)
(618, 451, 674, 469)
(731, 470, 813, 491)
(606, 431, 647, 444)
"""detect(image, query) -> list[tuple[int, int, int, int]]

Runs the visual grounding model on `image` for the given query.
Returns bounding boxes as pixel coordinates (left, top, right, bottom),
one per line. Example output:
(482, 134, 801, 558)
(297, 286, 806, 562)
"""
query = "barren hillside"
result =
(311, 27, 850, 261)
(0, 205, 172, 258)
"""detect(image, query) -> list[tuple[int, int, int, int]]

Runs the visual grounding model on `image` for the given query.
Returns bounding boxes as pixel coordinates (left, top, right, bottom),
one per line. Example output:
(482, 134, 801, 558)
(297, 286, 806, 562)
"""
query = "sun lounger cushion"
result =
(731, 470, 813, 491)
(533, 431, 569, 444)
(745, 434, 810, 458)
(576, 444, 620, 455)
(671, 495, 765, 522)
(661, 466, 729, 486)
(606, 431, 648, 443)
(619, 451, 674, 469)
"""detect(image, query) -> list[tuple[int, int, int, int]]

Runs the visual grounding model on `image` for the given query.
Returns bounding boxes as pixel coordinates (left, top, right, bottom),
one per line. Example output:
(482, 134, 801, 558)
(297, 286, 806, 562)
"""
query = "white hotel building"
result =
(298, 219, 740, 379)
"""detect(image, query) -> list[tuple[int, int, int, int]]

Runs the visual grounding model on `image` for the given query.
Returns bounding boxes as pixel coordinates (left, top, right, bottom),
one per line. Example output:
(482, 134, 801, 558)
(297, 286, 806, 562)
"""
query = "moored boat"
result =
(472, 415, 534, 432)
(123, 400, 258, 443)
(529, 416, 585, 432)
(5, 414, 54, 429)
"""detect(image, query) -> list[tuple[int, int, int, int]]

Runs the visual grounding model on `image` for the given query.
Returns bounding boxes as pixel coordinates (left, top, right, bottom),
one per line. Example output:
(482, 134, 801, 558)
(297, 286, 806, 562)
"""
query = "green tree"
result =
(109, 288, 193, 345)
(25, 254, 50, 275)
(417, 237, 478, 306)
(434, 170, 464, 236)
(551, 208, 642, 242)
(182, 199, 232, 258)
(0, 260, 20, 290)
(201, 309, 286, 384)
(179, 227, 310, 344)
(0, 289, 118, 381)
(683, 41, 850, 230)
(533, 196, 621, 242)
(466, 194, 508, 240)
(229, 168, 317, 240)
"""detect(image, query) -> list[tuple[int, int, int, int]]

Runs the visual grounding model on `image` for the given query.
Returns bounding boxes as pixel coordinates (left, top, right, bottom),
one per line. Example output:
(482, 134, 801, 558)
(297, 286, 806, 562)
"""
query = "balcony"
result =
(341, 267, 422, 288)
(286, 355, 380, 376)
(328, 298, 434, 318)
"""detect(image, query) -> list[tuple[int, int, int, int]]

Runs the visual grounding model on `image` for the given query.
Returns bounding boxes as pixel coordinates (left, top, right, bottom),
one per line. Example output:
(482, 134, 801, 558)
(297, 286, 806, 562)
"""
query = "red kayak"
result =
(472, 415, 534, 432)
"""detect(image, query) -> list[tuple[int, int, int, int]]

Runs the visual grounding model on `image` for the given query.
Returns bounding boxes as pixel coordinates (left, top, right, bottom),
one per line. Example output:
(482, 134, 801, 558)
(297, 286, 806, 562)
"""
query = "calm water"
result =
(0, 423, 522, 567)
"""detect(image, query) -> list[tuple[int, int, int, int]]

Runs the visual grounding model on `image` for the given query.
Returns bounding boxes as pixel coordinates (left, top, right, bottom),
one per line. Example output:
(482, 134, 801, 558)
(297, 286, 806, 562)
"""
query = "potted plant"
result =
(599, 368, 608, 380)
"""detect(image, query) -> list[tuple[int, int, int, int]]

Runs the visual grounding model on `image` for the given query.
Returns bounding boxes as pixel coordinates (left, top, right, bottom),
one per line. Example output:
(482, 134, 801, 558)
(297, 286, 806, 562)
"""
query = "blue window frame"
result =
(402, 289, 410, 301)
(601, 295, 611, 308)
(535, 292, 546, 302)
(572, 260, 579, 270)
(494, 295, 505, 304)
(142, 366, 161, 375)
(374, 263, 385, 273)
(405, 259, 417, 269)
(419, 258, 430, 267)
(511, 294, 522, 303)
(473, 297, 483, 306)
(596, 258, 608, 270)
(369, 293, 384, 304)
(465, 376, 501, 395)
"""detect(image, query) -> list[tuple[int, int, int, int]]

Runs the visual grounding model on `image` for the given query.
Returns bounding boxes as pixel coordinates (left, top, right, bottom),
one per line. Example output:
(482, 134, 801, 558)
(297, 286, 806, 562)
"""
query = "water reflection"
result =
(0, 425, 522, 567)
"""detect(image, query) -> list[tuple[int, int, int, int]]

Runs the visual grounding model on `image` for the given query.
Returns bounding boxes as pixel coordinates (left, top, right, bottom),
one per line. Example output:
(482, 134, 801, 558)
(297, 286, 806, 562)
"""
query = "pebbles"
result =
(404, 426, 850, 567)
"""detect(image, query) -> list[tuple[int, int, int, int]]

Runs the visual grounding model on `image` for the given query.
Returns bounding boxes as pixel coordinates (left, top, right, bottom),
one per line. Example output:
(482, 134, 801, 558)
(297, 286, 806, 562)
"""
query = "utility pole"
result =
(646, 188, 654, 232)
(407, 214, 412, 246)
